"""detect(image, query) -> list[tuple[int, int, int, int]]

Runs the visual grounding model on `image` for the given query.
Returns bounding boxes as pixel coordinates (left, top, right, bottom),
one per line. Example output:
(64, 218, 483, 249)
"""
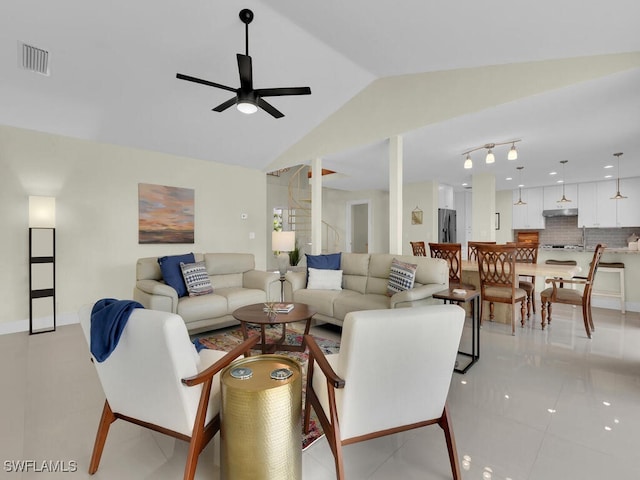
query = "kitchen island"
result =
(538, 246, 638, 313)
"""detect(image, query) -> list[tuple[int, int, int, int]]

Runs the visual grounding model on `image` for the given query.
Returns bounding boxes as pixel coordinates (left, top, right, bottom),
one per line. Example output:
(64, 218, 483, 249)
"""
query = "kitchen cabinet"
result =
(578, 181, 617, 227)
(454, 190, 471, 247)
(615, 177, 640, 227)
(512, 187, 544, 229)
(543, 184, 579, 210)
(438, 184, 454, 209)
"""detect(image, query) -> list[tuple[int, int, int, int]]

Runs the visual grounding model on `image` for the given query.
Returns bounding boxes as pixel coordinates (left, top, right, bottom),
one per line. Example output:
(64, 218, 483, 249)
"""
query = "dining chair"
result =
(513, 242, 539, 318)
(540, 244, 606, 338)
(467, 241, 496, 262)
(429, 242, 475, 291)
(79, 304, 258, 480)
(303, 305, 465, 480)
(410, 241, 427, 256)
(476, 243, 527, 335)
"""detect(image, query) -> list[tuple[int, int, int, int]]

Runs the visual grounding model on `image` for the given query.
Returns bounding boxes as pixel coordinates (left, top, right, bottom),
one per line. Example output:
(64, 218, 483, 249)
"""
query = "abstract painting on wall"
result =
(138, 183, 194, 244)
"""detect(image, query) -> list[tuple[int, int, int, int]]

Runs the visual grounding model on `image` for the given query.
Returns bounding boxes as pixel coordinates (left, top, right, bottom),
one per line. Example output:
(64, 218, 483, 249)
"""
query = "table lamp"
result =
(272, 231, 295, 277)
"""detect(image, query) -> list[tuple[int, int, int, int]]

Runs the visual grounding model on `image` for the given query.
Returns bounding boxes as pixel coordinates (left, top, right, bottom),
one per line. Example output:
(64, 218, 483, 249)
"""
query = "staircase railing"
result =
(287, 165, 340, 254)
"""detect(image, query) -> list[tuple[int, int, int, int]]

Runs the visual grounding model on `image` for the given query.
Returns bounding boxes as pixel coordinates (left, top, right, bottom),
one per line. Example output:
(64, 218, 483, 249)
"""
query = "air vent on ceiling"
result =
(19, 41, 50, 76)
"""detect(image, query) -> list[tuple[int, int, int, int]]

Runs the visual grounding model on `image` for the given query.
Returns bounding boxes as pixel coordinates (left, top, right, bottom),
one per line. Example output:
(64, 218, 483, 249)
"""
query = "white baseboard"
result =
(0, 312, 79, 336)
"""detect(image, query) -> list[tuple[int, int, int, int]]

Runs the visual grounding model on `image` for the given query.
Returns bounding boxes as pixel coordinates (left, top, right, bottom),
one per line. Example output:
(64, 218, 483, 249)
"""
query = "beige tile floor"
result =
(1, 304, 640, 479)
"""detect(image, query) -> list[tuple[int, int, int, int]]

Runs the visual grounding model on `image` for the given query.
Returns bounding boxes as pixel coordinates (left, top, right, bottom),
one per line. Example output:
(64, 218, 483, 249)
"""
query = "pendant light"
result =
(507, 142, 518, 160)
(611, 152, 627, 200)
(514, 166, 527, 206)
(558, 160, 571, 203)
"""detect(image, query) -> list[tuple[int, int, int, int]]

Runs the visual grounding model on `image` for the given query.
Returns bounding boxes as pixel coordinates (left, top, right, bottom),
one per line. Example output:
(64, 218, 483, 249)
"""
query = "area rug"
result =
(194, 324, 341, 450)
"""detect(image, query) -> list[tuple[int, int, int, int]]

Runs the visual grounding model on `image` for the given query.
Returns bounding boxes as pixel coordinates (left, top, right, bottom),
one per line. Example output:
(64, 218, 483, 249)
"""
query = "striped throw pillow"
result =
(387, 258, 417, 296)
(180, 261, 214, 297)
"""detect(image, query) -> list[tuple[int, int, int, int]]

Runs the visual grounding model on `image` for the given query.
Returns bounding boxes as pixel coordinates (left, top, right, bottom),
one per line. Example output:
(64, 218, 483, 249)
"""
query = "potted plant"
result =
(288, 241, 301, 267)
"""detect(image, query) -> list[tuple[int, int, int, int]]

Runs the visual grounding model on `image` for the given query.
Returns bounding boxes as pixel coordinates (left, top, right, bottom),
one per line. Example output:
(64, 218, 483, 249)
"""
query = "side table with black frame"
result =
(433, 287, 480, 374)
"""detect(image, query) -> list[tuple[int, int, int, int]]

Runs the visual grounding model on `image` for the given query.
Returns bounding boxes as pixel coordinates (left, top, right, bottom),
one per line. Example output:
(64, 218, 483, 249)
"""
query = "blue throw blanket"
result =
(90, 298, 144, 362)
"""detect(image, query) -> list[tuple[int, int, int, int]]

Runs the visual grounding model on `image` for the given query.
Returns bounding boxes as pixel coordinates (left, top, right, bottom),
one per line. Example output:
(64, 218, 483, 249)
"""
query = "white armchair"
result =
(78, 304, 257, 480)
(304, 304, 465, 480)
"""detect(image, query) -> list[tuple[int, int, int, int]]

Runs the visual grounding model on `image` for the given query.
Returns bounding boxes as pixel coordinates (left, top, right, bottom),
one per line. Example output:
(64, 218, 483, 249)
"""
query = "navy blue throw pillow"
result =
(306, 253, 342, 270)
(158, 253, 195, 298)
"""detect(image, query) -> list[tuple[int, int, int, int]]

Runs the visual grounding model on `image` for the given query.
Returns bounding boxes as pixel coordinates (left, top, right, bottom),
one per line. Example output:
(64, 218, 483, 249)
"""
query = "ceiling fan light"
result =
(485, 149, 495, 164)
(507, 144, 518, 160)
(464, 155, 473, 169)
(237, 101, 258, 114)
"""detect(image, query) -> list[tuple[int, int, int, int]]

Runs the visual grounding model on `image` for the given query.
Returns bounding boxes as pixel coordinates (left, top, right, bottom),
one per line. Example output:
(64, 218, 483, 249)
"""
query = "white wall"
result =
(322, 188, 389, 254)
(0, 125, 268, 332)
(403, 181, 438, 255)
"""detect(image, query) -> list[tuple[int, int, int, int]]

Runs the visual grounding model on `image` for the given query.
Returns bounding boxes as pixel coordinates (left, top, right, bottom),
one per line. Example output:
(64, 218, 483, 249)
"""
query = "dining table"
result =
(459, 260, 582, 325)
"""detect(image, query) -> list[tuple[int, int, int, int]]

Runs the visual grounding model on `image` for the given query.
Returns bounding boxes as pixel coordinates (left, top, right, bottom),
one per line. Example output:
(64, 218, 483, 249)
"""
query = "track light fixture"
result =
(611, 152, 627, 200)
(514, 166, 527, 206)
(462, 139, 521, 169)
(557, 160, 572, 203)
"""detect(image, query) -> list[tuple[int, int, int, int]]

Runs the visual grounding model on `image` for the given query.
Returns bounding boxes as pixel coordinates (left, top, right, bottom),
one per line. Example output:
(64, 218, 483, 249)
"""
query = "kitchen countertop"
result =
(539, 246, 640, 254)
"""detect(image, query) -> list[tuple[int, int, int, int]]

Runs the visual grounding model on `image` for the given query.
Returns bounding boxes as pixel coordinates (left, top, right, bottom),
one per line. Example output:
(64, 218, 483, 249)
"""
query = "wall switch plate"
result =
(241, 213, 248, 220)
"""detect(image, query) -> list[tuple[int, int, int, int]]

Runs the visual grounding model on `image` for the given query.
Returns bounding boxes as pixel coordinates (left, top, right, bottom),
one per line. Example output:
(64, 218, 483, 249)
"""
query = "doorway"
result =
(346, 200, 371, 253)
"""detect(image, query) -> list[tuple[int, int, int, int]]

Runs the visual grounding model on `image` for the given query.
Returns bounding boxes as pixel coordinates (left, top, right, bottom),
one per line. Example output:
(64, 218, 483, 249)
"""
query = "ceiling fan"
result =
(176, 8, 311, 119)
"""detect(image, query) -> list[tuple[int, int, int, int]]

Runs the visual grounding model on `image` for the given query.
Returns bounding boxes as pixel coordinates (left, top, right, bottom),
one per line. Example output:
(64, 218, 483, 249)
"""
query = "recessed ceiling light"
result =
(557, 179, 564, 184)
(506, 177, 512, 181)
(604, 174, 613, 179)
(550, 171, 557, 175)
(604, 165, 614, 169)
(518, 183, 524, 188)
(462, 183, 468, 187)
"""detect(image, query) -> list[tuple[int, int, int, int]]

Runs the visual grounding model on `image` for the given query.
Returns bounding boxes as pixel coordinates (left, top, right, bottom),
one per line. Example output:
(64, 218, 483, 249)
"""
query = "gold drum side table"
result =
(220, 355, 302, 480)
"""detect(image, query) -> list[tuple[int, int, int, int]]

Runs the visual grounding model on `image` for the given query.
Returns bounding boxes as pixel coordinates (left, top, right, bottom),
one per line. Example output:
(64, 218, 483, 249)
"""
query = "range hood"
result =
(542, 208, 578, 217)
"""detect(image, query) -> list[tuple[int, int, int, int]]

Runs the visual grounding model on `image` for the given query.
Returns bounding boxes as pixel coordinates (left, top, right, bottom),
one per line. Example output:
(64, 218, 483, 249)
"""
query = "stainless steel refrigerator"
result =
(438, 208, 457, 243)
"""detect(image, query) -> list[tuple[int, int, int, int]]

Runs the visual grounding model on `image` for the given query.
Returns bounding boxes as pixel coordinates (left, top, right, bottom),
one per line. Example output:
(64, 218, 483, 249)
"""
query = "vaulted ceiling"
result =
(2, 0, 639, 192)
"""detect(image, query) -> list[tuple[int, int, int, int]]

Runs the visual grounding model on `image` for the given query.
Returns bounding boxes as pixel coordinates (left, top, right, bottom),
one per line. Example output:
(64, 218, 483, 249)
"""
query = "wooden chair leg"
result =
(582, 303, 592, 339)
(520, 300, 526, 327)
(531, 287, 536, 314)
(540, 298, 547, 330)
(587, 299, 595, 332)
(489, 301, 495, 321)
(89, 400, 117, 474)
(438, 404, 461, 480)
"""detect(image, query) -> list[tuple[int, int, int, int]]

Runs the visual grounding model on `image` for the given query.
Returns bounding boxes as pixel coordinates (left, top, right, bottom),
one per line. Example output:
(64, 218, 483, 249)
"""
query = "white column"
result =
(389, 136, 403, 254)
(471, 173, 496, 241)
(311, 158, 323, 254)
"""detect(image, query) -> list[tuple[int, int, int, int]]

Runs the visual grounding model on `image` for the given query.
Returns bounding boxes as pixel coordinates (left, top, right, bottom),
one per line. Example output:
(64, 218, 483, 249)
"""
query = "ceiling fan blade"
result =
(176, 73, 236, 93)
(237, 54, 253, 91)
(255, 86, 311, 97)
(257, 98, 284, 119)
(212, 97, 238, 112)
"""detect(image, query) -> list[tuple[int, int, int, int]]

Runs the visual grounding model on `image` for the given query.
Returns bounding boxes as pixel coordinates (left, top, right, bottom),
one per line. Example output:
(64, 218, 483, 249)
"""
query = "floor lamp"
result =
(272, 231, 295, 301)
(28, 196, 56, 334)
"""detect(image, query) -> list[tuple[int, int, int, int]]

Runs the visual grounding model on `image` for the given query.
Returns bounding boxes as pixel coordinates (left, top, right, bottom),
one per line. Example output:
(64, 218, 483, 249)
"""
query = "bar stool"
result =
(592, 262, 626, 314)
(545, 259, 577, 288)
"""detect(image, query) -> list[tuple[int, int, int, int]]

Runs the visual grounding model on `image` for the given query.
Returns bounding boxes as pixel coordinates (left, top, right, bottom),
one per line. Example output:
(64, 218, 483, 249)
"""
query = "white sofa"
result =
(285, 253, 448, 327)
(133, 253, 280, 333)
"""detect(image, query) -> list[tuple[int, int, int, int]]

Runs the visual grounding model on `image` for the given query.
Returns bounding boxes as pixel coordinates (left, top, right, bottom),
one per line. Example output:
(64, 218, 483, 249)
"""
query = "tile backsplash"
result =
(517, 216, 640, 248)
